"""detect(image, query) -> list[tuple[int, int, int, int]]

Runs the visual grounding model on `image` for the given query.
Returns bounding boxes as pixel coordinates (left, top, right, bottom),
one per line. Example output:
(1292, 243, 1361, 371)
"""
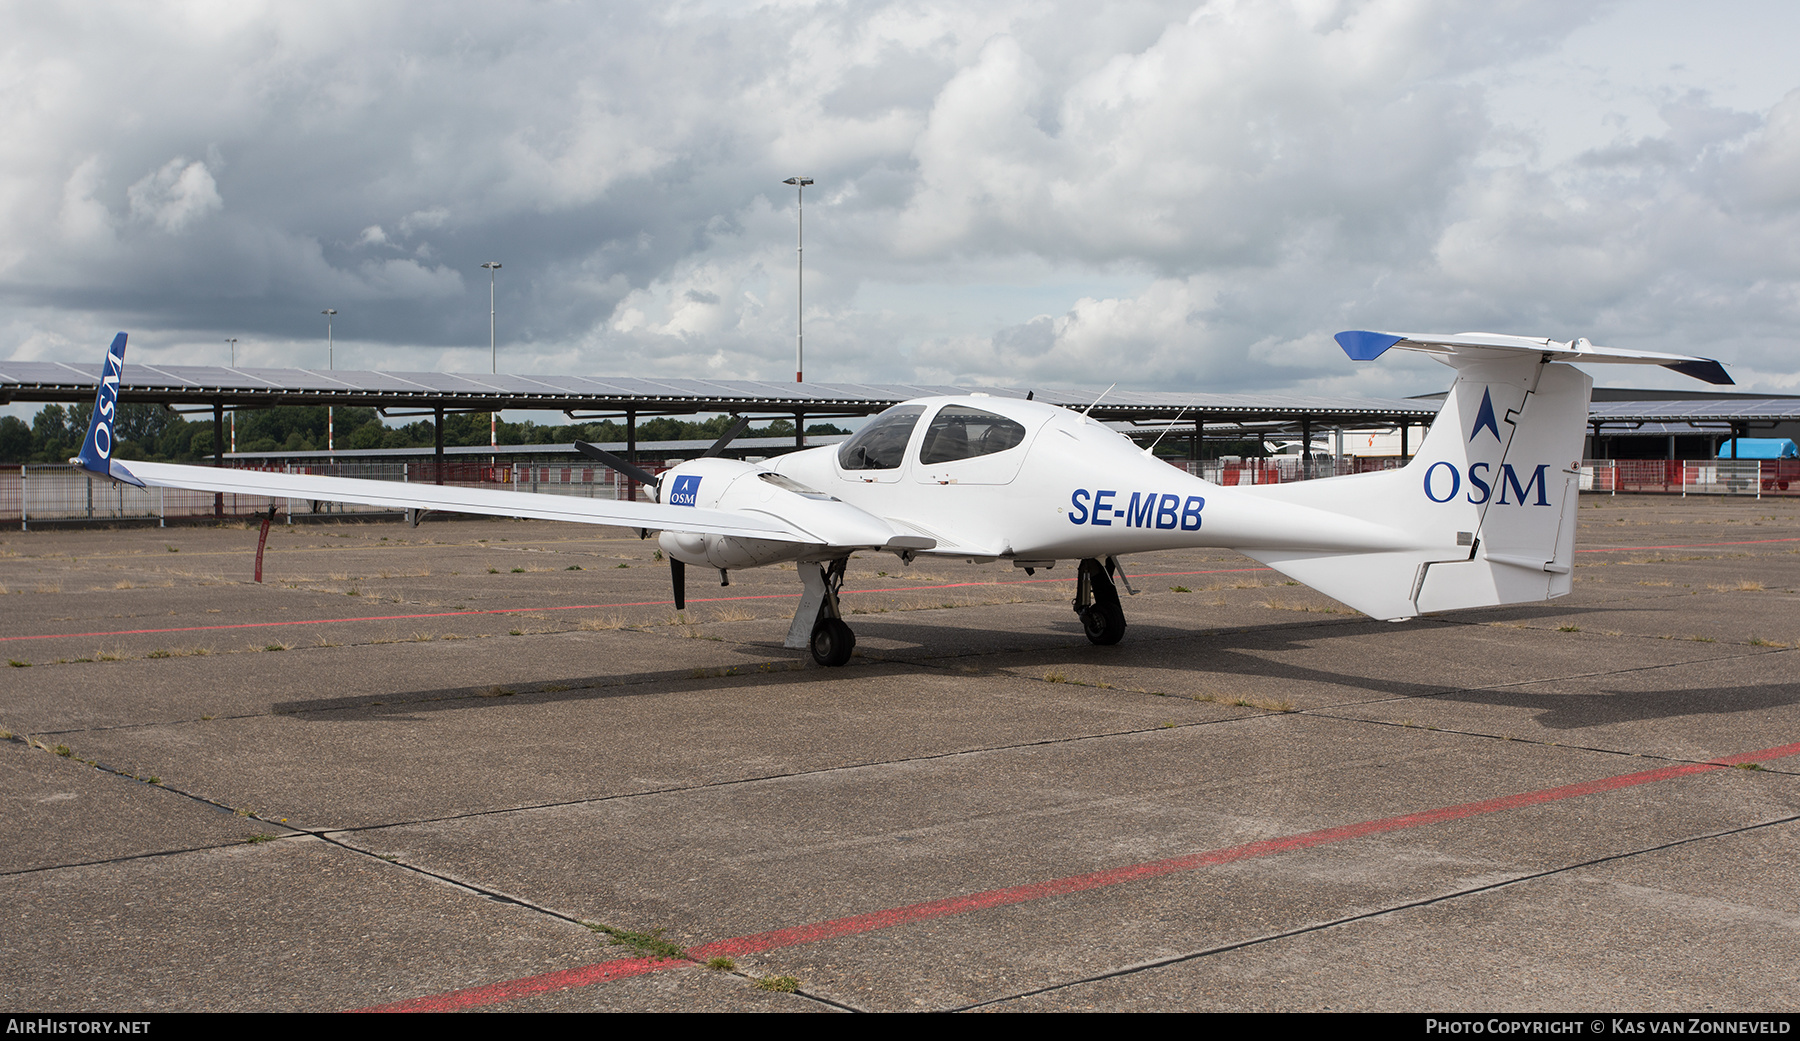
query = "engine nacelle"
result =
(651, 455, 916, 569)
(652, 456, 869, 570)
(659, 529, 809, 571)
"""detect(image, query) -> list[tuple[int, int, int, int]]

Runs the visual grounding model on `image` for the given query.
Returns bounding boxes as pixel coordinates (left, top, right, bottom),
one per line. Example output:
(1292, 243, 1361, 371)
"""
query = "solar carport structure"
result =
(1587, 397, 1800, 459)
(0, 359, 1440, 475)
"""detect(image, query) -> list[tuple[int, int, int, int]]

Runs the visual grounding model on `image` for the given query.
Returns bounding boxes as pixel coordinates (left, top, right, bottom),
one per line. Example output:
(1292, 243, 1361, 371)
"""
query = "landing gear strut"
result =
(1074, 557, 1127, 645)
(786, 557, 856, 666)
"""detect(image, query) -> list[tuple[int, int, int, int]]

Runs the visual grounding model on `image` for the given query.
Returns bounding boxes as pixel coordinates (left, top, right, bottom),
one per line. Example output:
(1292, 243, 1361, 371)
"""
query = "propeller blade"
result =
(702, 415, 753, 458)
(670, 556, 686, 611)
(573, 442, 661, 489)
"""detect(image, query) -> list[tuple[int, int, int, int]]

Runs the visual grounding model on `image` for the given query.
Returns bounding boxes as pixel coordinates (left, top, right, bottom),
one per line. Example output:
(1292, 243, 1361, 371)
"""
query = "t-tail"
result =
(71, 332, 146, 488)
(1230, 331, 1731, 621)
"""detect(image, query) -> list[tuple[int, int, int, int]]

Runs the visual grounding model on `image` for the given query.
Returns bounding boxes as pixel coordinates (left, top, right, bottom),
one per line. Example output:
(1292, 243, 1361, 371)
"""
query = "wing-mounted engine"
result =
(655, 457, 929, 571)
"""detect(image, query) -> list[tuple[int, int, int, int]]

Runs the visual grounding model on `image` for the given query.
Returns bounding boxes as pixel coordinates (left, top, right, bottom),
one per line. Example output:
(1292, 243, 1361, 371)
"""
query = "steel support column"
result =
(626, 410, 637, 502)
(213, 401, 224, 518)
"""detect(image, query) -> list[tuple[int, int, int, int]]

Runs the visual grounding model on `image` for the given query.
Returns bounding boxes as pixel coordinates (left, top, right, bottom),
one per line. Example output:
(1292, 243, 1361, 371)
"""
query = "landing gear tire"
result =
(1080, 602, 1126, 645)
(1075, 556, 1127, 646)
(810, 617, 855, 667)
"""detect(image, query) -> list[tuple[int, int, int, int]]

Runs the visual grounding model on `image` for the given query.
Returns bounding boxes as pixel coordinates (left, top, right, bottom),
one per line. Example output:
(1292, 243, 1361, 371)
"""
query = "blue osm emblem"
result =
(668, 474, 702, 506)
(1468, 388, 1501, 443)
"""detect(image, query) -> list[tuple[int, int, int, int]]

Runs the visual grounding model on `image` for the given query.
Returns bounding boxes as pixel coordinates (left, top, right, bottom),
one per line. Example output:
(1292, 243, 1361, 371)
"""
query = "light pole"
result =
(225, 338, 238, 452)
(322, 309, 337, 454)
(481, 261, 502, 451)
(481, 261, 502, 372)
(782, 177, 812, 383)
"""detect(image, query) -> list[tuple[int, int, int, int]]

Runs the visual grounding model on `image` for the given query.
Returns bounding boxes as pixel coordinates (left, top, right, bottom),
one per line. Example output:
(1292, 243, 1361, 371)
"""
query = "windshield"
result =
(837, 405, 925, 470)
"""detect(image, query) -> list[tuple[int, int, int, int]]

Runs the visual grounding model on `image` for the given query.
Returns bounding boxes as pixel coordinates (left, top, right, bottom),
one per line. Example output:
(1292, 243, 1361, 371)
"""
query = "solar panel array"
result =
(0, 360, 1441, 420)
(1588, 399, 1800, 423)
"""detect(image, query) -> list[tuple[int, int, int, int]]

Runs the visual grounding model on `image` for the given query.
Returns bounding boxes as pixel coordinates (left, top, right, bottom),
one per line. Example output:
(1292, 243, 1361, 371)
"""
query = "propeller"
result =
(573, 442, 661, 490)
(702, 415, 752, 458)
(577, 419, 751, 614)
(573, 440, 690, 607)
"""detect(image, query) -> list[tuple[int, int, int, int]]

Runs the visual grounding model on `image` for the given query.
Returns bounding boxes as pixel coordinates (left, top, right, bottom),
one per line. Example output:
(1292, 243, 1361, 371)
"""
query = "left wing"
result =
(117, 459, 821, 542)
(69, 332, 926, 552)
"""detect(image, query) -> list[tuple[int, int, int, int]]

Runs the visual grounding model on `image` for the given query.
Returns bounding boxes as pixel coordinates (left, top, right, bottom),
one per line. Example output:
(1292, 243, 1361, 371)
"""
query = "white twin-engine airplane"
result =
(74, 331, 1730, 666)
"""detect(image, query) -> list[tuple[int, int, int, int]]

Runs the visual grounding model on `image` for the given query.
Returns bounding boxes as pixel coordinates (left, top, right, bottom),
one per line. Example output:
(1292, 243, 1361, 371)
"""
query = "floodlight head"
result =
(482, 261, 501, 270)
(783, 177, 814, 186)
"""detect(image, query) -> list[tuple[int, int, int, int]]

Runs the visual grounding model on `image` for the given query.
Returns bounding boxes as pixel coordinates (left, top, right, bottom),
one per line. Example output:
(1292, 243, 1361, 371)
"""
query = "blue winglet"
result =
(1662, 359, 1734, 386)
(72, 333, 145, 488)
(1335, 330, 1403, 361)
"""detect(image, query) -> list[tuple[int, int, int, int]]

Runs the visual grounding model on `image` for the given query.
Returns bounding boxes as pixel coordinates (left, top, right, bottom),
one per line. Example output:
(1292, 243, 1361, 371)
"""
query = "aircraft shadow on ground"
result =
(265, 657, 916, 720)
(1427, 682, 1800, 730)
(264, 609, 1789, 732)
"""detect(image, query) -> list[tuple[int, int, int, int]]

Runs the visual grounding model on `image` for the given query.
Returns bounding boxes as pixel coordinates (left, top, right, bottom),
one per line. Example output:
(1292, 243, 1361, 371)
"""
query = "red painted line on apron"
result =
(358, 956, 676, 1013)
(353, 739, 1800, 1012)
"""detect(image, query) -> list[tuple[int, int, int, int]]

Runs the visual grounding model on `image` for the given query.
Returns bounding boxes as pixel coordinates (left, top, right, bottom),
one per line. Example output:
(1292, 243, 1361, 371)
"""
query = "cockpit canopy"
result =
(837, 403, 1029, 471)
(918, 405, 1027, 464)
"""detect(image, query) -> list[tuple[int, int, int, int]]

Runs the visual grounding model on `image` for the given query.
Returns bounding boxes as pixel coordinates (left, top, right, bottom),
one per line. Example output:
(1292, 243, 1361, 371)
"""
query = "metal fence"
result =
(1174, 457, 1405, 484)
(1580, 459, 1798, 497)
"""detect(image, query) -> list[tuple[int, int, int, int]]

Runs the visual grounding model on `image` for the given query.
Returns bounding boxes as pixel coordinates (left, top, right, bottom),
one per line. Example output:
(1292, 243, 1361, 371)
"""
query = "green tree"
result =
(0, 416, 31, 462)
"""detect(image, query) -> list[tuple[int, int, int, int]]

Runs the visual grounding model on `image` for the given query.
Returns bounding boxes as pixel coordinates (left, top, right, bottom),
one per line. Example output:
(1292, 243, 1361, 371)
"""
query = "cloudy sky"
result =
(4, 0, 1798, 408)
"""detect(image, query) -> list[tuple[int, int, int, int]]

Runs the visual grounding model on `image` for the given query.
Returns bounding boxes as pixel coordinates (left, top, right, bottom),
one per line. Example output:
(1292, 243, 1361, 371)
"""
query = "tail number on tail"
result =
(1069, 489, 1204, 530)
(1423, 462, 1552, 506)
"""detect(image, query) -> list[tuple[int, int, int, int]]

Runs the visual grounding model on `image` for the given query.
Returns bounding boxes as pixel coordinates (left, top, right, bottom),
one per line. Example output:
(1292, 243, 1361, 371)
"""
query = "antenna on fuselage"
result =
(1144, 405, 1188, 456)
(1082, 383, 1116, 417)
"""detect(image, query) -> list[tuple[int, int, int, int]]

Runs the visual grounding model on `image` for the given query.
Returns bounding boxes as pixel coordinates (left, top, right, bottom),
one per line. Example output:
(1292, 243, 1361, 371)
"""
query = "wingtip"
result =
(1662, 359, 1734, 386)
(73, 331, 146, 487)
(1335, 330, 1402, 361)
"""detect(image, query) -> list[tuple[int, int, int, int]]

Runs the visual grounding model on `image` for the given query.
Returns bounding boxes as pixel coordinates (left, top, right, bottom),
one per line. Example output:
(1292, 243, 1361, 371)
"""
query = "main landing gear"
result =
(787, 557, 856, 666)
(1075, 557, 1127, 645)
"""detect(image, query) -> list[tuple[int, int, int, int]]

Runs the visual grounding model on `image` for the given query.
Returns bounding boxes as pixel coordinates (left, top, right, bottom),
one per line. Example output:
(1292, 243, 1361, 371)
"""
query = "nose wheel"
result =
(1075, 557, 1127, 645)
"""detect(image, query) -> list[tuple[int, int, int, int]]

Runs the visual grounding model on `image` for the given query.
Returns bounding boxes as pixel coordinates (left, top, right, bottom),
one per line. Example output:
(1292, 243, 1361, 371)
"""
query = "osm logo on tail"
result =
(1423, 462, 1552, 506)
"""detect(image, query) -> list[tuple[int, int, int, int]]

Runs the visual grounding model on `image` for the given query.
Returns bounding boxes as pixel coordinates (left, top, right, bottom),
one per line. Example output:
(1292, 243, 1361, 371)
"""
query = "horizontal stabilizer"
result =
(1335, 330, 1733, 385)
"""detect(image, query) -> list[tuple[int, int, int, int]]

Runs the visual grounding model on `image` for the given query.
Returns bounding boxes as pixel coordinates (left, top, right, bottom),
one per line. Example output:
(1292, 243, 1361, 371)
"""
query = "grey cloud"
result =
(2, 1, 1797, 398)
